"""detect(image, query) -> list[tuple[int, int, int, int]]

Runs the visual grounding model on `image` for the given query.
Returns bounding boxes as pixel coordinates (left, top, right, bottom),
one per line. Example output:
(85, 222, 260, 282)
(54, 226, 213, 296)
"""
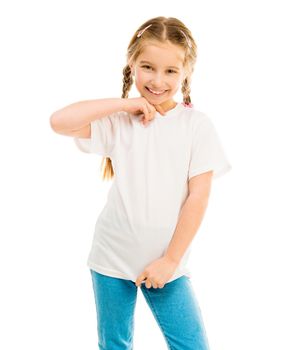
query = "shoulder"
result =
(182, 108, 220, 142)
(181, 105, 210, 127)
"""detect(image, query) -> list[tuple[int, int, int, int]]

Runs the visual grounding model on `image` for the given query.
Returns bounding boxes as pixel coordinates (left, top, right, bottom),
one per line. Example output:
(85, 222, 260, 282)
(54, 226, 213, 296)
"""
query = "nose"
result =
(151, 72, 165, 88)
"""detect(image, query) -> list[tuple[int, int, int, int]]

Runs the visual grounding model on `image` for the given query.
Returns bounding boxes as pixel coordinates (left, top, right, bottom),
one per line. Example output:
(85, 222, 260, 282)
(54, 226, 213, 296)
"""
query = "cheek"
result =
(171, 78, 182, 89)
(134, 72, 146, 86)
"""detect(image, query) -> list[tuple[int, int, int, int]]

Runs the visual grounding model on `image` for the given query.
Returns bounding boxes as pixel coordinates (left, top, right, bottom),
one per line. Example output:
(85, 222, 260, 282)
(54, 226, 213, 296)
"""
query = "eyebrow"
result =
(139, 60, 180, 70)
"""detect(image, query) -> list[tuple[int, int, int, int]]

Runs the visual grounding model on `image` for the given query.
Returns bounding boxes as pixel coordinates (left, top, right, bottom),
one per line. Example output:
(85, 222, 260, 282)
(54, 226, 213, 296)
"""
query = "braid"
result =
(101, 64, 133, 181)
(100, 156, 114, 180)
(122, 65, 133, 98)
(100, 16, 198, 180)
(181, 76, 192, 105)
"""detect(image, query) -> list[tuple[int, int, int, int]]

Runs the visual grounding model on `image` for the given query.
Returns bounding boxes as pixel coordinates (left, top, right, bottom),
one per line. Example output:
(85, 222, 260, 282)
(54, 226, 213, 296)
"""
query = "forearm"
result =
(164, 193, 210, 264)
(50, 98, 126, 132)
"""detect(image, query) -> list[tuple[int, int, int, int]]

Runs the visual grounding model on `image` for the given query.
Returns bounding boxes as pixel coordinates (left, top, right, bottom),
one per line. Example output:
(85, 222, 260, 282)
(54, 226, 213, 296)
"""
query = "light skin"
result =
(131, 41, 214, 289)
(135, 170, 213, 289)
(129, 40, 188, 114)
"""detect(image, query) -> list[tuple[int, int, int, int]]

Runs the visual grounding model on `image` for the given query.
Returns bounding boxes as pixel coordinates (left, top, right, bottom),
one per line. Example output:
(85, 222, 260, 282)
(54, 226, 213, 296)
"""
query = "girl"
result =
(50, 16, 231, 350)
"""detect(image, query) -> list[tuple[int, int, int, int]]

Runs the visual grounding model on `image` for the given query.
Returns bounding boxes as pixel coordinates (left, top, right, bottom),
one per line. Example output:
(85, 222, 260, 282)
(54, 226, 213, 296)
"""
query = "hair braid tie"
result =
(179, 30, 192, 49)
(137, 24, 153, 37)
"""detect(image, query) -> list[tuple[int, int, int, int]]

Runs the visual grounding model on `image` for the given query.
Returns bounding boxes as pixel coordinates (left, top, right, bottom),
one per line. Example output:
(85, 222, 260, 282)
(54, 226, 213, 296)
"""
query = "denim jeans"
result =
(90, 269, 211, 350)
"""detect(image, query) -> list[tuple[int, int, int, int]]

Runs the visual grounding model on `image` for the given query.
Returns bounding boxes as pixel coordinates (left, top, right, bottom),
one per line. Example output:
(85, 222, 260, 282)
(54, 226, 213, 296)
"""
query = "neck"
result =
(158, 100, 177, 113)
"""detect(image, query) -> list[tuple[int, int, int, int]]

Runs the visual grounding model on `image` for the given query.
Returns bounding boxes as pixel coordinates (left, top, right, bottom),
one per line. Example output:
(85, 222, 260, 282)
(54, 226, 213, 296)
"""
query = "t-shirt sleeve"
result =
(188, 115, 232, 180)
(73, 112, 120, 157)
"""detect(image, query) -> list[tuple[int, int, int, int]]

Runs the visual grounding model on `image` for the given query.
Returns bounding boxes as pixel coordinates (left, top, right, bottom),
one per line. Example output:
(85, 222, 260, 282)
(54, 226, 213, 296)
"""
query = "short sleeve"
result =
(188, 115, 232, 180)
(73, 112, 120, 157)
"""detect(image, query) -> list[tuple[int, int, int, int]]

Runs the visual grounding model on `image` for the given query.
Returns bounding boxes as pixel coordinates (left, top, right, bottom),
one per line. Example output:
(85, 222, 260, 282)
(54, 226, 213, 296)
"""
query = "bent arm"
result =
(49, 98, 126, 132)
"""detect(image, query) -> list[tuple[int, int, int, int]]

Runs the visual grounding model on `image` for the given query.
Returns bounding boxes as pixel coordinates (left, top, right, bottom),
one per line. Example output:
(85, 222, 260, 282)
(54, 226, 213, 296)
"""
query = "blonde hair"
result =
(101, 16, 198, 181)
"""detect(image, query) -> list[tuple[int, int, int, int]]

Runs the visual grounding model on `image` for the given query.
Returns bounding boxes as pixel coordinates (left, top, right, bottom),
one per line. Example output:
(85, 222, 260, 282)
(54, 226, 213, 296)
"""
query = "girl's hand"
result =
(122, 97, 166, 126)
(135, 256, 179, 289)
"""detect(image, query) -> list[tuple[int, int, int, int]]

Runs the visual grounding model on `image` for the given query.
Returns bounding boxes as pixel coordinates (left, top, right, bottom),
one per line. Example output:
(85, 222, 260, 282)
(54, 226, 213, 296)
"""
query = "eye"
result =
(141, 65, 177, 74)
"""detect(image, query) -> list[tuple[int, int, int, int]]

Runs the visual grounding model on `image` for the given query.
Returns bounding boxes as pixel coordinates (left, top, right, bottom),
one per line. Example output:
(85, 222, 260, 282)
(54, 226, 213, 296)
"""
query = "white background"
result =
(1, 1, 297, 349)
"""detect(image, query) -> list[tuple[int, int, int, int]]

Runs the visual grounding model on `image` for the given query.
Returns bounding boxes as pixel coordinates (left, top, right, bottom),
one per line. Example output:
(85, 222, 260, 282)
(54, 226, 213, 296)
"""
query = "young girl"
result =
(50, 16, 231, 350)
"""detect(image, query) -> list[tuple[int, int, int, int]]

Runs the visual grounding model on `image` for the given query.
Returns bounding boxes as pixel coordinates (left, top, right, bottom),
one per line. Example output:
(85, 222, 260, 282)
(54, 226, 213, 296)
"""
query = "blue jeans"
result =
(90, 269, 211, 350)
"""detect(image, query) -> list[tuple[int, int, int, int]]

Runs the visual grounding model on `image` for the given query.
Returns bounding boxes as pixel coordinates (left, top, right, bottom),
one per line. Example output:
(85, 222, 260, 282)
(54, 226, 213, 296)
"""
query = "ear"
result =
(180, 69, 186, 82)
(129, 63, 135, 76)
(184, 68, 190, 80)
(180, 72, 187, 84)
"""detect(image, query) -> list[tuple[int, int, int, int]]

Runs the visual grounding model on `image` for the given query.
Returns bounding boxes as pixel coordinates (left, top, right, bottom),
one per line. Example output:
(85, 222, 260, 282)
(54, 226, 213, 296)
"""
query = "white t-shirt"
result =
(74, 102, 232, 283)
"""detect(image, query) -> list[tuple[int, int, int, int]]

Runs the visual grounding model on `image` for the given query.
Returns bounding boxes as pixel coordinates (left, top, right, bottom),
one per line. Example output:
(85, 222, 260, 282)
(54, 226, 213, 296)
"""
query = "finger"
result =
(146, 103, 157, 121)
(134, 109, 144, 116)
(149, 107, 157, 120)
(145, 279, 152, 289)
(137, 274, 148, 287)
(138, 113, 146, 125)
(152, 281, 158, 289)
(138, 113, 148, 126)
(135, 275, 143, 287)
(143, 103, 151, 122)
(142, 116, 149, 126)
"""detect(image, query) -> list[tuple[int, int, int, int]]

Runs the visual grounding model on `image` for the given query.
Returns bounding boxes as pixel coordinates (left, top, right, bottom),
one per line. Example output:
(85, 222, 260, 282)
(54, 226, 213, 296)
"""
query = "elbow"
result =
(49, 112, 63, 132)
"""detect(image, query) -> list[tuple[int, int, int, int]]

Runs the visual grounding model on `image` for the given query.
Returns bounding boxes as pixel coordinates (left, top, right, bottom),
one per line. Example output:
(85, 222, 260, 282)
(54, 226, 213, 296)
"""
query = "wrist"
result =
(164, 253, 180, 266)
(120, 98, 129, 113)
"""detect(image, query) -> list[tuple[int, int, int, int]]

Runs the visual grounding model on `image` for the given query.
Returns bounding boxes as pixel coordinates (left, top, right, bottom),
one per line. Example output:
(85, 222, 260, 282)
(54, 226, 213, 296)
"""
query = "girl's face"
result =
(130, 41, 187, 111)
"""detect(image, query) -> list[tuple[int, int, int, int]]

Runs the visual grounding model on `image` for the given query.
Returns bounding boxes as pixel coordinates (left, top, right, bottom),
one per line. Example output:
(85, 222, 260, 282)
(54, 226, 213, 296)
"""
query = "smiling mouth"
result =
(146, 87, 168, 95)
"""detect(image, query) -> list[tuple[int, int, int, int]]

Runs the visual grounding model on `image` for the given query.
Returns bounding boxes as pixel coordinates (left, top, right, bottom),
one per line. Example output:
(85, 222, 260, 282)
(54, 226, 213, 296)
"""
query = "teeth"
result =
(147, 87, 165, 95)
